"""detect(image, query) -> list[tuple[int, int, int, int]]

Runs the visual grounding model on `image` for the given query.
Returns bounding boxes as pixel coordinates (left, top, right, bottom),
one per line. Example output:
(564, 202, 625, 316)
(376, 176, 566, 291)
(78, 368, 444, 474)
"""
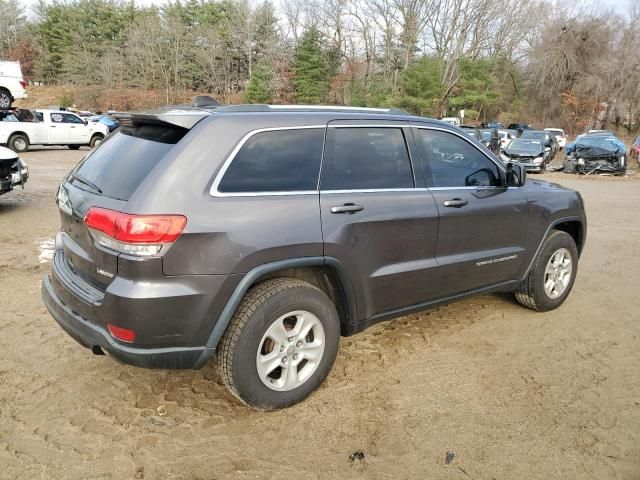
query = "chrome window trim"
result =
(320, 188, 430, 194)
(210, 125, 326, 197)
(411, 124, 507, 174)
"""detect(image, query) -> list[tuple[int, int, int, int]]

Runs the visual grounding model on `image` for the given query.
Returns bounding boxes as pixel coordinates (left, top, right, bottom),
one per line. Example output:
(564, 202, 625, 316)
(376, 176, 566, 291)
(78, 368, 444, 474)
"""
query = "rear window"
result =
(71, 123, 187, 200)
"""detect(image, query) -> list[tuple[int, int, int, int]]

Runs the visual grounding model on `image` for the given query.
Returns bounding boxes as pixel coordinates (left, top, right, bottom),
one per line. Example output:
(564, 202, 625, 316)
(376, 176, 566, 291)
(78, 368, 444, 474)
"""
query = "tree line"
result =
(0, 0, 638, 132)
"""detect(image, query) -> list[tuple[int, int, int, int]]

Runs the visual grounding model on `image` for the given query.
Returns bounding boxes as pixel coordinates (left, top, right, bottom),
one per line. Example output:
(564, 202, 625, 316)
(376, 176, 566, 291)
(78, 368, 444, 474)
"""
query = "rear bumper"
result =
(42, 274, 213, 369)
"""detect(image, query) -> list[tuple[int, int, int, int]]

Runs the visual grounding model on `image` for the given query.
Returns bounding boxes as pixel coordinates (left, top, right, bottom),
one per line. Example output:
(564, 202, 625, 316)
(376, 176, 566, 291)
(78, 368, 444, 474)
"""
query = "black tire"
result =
(216, 278, 340, 410)
(89, 134, 104, 148)
(68, 145, 81, 150)
(515, 230, 579, 311)
(8, 134, 29, 153)
(0, 90, 12, 109)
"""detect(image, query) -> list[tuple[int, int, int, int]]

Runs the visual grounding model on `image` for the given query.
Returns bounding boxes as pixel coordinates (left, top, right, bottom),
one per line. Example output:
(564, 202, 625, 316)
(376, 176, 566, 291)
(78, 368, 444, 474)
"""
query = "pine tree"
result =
(293, 26, 331, 104)
(245, 60, 274, 104)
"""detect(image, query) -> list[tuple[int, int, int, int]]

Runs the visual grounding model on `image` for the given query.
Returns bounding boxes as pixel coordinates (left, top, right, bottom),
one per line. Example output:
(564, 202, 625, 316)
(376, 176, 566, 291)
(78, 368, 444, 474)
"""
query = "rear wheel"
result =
(216, 278, 340, 410)
(0, 90, 12, 109)
(515, 230, 578, 311)
(8, 134, 29, 153)
(89, 134, 104, 148)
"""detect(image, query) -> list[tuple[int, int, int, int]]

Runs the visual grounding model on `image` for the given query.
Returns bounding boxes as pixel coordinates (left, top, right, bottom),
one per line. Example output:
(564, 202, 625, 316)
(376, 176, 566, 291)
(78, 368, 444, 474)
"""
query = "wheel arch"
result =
(197, 257, 357, 367)
(520, 216, 585, 282)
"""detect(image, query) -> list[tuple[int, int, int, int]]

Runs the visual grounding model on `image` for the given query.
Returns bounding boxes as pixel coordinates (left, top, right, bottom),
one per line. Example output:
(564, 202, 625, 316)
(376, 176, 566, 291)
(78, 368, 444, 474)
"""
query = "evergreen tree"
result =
(245, 60, 274, 103)
(293, 26, 331, 104)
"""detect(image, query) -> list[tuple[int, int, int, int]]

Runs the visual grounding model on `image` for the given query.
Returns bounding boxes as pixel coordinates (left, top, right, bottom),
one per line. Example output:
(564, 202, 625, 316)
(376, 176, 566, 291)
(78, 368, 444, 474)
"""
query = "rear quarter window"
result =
(71, 123, 187, 200)
(216, 128, 325, 193)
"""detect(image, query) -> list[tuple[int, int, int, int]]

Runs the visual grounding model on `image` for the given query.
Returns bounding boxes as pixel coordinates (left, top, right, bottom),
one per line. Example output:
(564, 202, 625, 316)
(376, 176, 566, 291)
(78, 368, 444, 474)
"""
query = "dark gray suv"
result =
(42, 105, 587, 410)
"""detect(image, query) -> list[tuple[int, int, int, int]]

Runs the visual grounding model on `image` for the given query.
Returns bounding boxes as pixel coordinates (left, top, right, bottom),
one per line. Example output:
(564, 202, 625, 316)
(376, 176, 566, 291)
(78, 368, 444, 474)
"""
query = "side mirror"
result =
(83, 120, 88, 126)
(506, 162, 526, 187)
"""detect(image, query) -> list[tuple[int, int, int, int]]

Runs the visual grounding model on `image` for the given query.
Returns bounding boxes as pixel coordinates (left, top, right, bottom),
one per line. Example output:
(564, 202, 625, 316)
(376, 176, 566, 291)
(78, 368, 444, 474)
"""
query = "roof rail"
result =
(213, 104, 410, 115)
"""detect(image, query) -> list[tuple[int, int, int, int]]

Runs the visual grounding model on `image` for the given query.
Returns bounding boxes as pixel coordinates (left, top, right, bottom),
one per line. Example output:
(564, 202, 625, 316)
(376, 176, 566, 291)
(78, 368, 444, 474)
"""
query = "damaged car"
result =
(499, 138, 550, 172)
(563, 134, 627, 175)
(0, 145, 28, 196)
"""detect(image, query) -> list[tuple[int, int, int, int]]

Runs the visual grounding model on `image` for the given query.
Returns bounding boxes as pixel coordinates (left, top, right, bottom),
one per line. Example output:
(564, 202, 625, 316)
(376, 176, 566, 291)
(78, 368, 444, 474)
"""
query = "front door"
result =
(320, 121, 440, 320)
(413, 126, 529, 297)
(62, 113, 90, 144)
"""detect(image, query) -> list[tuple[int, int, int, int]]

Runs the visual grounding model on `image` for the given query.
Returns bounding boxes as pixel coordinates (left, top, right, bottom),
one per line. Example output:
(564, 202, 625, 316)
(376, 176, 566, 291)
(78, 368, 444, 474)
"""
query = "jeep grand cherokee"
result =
(42, 105, 587, 410)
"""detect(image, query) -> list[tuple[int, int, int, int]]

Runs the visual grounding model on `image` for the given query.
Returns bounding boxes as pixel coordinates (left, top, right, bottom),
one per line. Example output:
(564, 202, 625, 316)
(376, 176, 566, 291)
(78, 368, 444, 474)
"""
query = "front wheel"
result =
(515, 230, 579, 311)
(216, 278, 340, 410)
(89, 134, 104, 148)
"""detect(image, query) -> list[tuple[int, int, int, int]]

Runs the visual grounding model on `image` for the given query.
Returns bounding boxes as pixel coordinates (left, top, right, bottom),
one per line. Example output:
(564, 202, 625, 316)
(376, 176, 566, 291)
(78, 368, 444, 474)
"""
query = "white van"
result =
(0, 61, 28, 109)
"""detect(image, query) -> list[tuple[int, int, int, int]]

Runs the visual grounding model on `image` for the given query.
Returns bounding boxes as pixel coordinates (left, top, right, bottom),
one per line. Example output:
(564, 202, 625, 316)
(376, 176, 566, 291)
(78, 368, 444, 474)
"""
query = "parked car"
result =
(441, 117, 460, 126)
(499, 139, 550, 172)
(507, 123, 531, 136)
(631, 135, 640, 165)
(497, 129, 515, 149)
(520, 130, 558, 159)
(0, 108, 109, 152)
(0, 145, 28, 196)
(0, 61, 27, 109)
(563, 133, 627, 175)
(42, 105, 587, 410)
(544, 128, 567, 148)
(87, 114, 119, 133)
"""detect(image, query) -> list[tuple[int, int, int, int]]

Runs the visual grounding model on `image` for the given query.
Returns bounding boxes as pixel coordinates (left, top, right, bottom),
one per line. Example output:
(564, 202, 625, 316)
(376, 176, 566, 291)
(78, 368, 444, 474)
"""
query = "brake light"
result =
(84, 207, 186, 256)
(107, 323, 136, 343)
(19, 80, 26, 89)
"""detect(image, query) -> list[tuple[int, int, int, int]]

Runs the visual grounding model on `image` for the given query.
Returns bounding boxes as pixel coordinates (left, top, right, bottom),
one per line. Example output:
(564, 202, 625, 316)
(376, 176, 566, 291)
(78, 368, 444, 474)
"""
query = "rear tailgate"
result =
(55, 114, 201, 296)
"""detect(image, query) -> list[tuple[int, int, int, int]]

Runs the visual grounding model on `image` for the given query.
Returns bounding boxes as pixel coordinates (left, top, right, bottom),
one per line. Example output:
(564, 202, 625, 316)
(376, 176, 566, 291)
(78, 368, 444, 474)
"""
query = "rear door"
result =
(320, 120, 440, 319)
(414, 126, 529, 296)
(48, 112, 70, 143)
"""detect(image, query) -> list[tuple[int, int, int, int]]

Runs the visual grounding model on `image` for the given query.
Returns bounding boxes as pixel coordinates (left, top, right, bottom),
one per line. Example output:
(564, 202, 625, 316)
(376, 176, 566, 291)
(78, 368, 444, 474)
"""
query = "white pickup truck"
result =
(0, 61, 28, 109)
(0, 109, 109, 152)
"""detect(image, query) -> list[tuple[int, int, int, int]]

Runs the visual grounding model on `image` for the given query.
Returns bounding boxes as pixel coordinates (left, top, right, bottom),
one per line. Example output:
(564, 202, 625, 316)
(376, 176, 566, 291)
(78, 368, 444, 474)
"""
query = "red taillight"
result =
(107, 323, 136, 343)
(85, 207, 186, 243)
(19, 80, 26, 89)
(84, 207, 186, 256)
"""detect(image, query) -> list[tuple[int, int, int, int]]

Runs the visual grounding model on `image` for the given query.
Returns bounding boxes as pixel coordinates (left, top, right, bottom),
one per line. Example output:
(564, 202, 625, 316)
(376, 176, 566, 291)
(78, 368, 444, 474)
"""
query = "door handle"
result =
(443, 198, 468, 208)
(330, 204, 364, 214)
(50, 125, 56, 128)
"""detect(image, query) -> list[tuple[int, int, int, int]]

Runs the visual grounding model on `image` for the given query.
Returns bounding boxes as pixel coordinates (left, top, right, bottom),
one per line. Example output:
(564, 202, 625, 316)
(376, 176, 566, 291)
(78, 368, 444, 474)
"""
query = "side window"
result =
(34, 112, 44, 122)
(50, 113, 64, 123)
(217, 128, 324, 193)
(417, 129, 502, 187)
(62, 113, 84, 124)
(322, 127, 414, 190)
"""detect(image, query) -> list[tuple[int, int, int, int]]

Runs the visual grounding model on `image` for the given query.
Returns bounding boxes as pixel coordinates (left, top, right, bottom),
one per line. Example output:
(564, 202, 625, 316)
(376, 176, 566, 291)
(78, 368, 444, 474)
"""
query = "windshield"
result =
(505, 139, 543, 154)
(521, 131, 546, 140)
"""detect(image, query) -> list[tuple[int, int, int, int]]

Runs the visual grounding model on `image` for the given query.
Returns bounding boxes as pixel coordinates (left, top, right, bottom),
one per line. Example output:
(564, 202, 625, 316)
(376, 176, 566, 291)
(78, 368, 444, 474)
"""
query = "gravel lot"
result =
(1, 148, 639, 479)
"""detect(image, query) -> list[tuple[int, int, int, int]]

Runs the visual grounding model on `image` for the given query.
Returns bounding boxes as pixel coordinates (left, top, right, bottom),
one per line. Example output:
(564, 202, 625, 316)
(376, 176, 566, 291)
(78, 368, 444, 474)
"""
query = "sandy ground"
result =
(0, 148, 639, 480)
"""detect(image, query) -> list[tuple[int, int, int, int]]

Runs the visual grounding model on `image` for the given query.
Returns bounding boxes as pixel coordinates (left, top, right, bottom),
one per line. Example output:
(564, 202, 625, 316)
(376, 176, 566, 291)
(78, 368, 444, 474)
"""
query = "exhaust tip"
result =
(91, 345, 105, 356)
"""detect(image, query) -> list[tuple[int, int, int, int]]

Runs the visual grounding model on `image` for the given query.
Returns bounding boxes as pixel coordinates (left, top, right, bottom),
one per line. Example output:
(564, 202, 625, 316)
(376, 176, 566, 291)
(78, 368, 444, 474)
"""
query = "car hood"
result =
(528, 178, 574, 192)
(575, 145, 621, 158)
(504, 149, 543, 157)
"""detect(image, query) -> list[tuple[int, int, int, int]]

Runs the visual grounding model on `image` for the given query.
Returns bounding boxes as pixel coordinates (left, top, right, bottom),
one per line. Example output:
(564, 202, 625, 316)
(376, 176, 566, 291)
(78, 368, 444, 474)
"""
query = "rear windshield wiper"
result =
(69, 172, 103, 194)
